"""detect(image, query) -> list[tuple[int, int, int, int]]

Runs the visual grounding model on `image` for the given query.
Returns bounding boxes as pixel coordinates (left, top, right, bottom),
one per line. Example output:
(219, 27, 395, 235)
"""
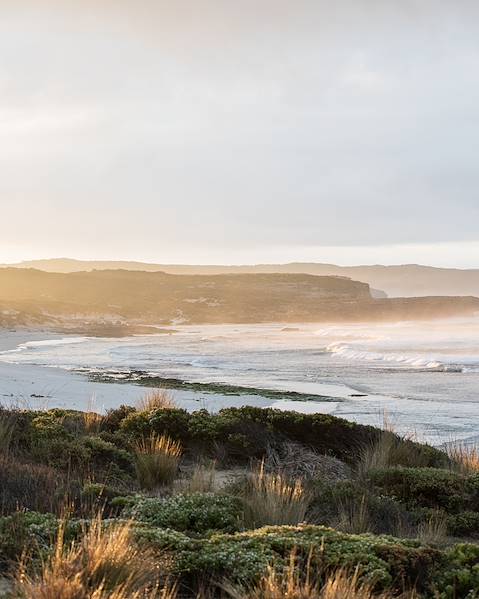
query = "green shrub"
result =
(82, 436, 134, 473)
(310, 481, 413, 536)
(369, 467, 476, 513)
(142, 523, 441, 592)
(81, 483, 131, 514)
(120, 406, 448, 467)
(445, 511, 479, 537)
(435, 543, 479, 598)
(0, 511, 58, 569)
(101, 405, 137, 433)
(129, 493, 242, 534)
(30, 409, 84, 439)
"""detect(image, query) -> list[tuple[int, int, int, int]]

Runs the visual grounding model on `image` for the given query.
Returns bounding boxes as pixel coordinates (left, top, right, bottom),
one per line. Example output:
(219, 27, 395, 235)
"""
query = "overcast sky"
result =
(1, 1, 479, 267)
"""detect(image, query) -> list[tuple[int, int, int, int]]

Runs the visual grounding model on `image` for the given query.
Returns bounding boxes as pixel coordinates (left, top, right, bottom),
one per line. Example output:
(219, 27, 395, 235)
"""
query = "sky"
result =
(1, 1, 479, 267)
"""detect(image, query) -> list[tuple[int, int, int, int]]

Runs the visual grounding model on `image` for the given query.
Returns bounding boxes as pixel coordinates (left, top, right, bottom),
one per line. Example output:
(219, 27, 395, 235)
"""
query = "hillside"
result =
(0, 268, 478, 328)
(1, 404, 479, 598)
(5, 258, 479, 298)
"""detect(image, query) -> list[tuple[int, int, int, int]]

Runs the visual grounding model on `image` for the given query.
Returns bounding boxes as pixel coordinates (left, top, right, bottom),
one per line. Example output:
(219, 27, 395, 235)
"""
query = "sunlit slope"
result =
(5, 258, 479, 298)
(0, 268, 478, 326)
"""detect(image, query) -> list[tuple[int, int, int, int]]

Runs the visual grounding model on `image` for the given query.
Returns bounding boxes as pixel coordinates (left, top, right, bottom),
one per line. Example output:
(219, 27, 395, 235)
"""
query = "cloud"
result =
(0, 1, 479, 264)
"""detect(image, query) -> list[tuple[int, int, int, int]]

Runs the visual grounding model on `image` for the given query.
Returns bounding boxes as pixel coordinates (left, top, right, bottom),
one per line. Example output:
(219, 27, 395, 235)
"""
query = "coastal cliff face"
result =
(0, 268, 478, 327)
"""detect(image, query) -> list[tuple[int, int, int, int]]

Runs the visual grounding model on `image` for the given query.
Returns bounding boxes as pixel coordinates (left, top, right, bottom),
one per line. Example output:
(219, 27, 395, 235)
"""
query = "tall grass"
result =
(447, 442, 479, 474)
(134, 434, 182, 490)
(16, 515, 177, 599)
(416, 512, 448, 545)
(336, 495, 372, 535)
(83, 397, 104, 434)
(137, 389, 176, 412)
(242, 461, 310, 528)
(0, 410, 17, 455)
(178, 460, 216, 494)
(357, 428, 432, 478)
(0, 456, 68, 514)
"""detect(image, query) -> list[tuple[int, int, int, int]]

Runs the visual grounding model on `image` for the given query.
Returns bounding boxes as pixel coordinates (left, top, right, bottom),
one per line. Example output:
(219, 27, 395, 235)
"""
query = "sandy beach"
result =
(0, 328, 341, 415)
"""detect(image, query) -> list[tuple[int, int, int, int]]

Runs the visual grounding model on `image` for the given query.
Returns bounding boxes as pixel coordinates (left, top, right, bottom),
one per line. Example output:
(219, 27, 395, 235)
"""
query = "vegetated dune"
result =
(5, 258, 479, 298)
(1, 404, 479, 597)
(0, 268, 478, 328)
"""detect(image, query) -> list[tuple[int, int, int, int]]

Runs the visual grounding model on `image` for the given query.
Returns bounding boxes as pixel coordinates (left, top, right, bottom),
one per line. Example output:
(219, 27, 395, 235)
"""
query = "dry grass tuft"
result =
(336, 495, 372, 535)
(0, 410, 17, 455)
(134, 434, 182, 490)
(178, 460, 217, 494)
(416, 512, 448, 545)
(0, 455, 69, 514)
(242, 461, 310, 528)
(137, 389, 177, 412)
(357, 430, 429, 478)
(83, 398, 104, 434)
(356, 413, 432, 478)
(447, 442, 479, 474)
(224, 550, 394, 599)
(16, 514, 176, 598)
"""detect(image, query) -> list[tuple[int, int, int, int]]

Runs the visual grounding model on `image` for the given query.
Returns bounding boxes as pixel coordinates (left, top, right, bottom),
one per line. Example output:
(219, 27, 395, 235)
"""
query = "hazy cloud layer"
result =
(1, 1, 479, 265)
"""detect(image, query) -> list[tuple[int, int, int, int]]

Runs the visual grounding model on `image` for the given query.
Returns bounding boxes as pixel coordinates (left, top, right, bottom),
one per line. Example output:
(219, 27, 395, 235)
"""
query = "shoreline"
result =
(0, 327, 342, 416)
(2, 325, 479, 446)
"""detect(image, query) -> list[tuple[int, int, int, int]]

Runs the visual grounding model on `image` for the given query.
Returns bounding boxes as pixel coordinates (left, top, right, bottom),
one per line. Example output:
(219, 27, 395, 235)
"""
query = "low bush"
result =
(144, 524, 441, 593)
(225, 550, 393, 599)
(369, 467, 479, 513)
(435, 543, 479, 598)
(128, 493, 242, 534)
(445, 510, 479, 536)
(119, 407, 448, 467)
(0, 511, 59, 569)
(101, 405, 137, 433)
(309, 481, 413, 537)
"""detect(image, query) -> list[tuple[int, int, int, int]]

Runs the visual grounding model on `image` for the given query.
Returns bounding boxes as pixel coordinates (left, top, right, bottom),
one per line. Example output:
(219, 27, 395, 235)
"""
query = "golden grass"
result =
(83, 398, 104, 434)
(16, 515, 176, 598)
(357, 430, 428, 478)
(224, 550, 395, 599)
(137, 389, 177, 412)
(447, 442, 479, 474)
(242, 461, 310, 528)
(134, 434, 182, 490)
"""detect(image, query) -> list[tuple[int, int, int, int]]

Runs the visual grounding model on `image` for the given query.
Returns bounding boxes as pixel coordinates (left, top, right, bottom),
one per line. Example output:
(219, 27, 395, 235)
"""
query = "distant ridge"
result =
(3, 258, 479, 298)
(1, 268, 478, 328)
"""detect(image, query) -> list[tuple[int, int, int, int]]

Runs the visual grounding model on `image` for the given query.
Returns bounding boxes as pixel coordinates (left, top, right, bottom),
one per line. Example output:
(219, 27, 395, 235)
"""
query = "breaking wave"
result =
(324, 341, 469, 372)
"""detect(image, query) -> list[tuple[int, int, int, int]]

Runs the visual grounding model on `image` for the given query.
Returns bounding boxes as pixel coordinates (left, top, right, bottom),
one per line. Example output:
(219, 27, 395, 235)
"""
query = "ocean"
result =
(1, 317, 479, 444)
